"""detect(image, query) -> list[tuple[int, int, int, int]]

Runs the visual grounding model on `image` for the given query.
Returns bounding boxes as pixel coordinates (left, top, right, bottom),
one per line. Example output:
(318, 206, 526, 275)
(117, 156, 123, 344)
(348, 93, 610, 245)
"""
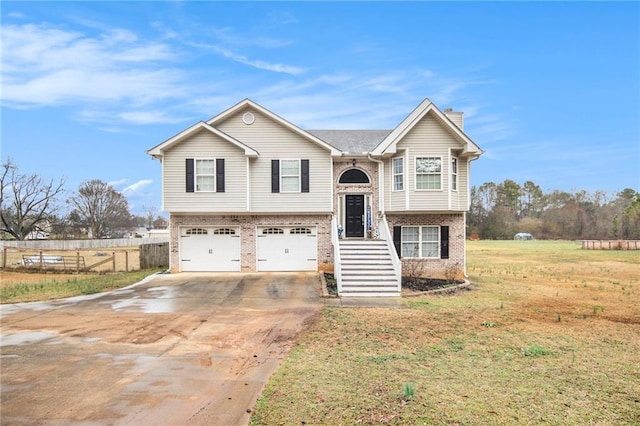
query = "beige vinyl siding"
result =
(449, 157, 469, 211)
(386, 156, 407, 211)
(217, 108, 333, 213)
(386, 112, 465, 212)
(162, 130, 248, 213)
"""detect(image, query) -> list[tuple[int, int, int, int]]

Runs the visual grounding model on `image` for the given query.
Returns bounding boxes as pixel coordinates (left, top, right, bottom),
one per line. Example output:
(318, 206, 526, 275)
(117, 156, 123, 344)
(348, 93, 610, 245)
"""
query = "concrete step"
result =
(337, 239, 400, 297)
(341, 266, 395, 272)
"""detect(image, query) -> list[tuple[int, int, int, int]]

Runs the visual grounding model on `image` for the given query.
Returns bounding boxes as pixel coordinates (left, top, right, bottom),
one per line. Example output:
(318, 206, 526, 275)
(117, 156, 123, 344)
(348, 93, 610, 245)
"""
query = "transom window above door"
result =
(339, 168, 370, 184)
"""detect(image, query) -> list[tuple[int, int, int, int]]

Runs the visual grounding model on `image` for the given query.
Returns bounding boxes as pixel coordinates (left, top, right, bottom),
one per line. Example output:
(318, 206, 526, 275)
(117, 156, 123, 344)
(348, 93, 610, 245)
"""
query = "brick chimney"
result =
(444, 108, 464, 130)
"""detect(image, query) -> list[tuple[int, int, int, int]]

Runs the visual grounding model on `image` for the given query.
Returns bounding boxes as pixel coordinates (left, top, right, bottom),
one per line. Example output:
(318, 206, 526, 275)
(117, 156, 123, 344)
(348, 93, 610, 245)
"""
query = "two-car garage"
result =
(179, 225, 317, 272)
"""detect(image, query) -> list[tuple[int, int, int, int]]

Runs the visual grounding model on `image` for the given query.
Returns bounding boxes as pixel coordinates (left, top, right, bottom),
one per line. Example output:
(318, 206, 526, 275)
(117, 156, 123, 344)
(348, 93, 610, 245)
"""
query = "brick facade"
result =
(169, 214, 333, 273)
(333, 160, 380, 236)
(385, 213, 466, 279)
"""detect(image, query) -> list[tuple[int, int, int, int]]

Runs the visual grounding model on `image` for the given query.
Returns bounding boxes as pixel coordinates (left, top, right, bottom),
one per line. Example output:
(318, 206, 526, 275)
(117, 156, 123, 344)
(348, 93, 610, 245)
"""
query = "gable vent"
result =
(242, 112, 255, 125)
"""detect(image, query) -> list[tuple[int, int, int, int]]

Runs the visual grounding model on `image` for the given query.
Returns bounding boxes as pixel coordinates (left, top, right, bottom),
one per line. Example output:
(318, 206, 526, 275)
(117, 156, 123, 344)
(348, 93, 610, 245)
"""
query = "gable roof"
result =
(206, 99, 342, 156)
(307, 130, 392, 154)
(370, 98, 483, 157)
(147, 121, 259, 159)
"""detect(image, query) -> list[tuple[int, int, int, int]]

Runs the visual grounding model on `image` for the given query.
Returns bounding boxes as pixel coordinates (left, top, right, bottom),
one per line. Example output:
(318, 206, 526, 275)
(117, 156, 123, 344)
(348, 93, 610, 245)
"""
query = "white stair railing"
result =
(377, 216, 402, 291)
(331, 215, 343, 294)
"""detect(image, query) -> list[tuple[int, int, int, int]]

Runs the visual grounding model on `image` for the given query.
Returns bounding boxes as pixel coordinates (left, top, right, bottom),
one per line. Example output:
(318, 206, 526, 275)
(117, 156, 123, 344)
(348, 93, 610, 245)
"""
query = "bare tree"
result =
(68, 179, 133, 238)
(141, 204, 159, 229)
(152, 215, 168, 229)
(0, 159, 66, 240)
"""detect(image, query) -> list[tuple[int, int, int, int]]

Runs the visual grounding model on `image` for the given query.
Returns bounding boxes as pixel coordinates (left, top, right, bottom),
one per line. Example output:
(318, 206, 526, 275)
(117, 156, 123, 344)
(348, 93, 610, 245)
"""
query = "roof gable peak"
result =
(207, 99, 341, 155)
(371, 98, 482, 157)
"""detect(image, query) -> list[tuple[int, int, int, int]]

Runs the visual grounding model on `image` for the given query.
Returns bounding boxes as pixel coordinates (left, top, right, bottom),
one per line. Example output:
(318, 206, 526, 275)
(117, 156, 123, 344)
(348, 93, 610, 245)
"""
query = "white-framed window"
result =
(262, 227, 284, 235)
(401, 226, 439, 258)
(213, 228, 236, 235)
(280, 159, 300, 192)
(451, 157, 458, 191)
(195, 159, 215, 192)
(415, 157, 442, 190)
(392, 157, 404, 191)
(290, 227, 311, 234)
(186, 228, 208, 235)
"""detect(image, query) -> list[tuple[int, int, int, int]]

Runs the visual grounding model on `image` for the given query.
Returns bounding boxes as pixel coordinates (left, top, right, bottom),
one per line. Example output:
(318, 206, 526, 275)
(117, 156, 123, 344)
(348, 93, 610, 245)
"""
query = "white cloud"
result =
(108, 178, 128, 187)
(209, 27, 292, 49)
(1, 23, 182, 108)
(117, 110, 190, 125)
(188, 41, 305, 75)
(123, 180, 153, 195)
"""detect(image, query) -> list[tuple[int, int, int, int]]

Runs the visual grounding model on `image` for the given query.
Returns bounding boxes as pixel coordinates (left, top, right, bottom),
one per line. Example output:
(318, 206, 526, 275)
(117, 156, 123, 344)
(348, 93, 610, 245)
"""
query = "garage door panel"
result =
(257, 226, 317, 272)
(180, 227, 241, 272)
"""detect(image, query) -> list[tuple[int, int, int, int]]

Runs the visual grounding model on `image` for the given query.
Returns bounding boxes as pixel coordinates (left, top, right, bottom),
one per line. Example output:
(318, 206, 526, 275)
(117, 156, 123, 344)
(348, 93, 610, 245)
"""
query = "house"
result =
(147, 98, 482, 296)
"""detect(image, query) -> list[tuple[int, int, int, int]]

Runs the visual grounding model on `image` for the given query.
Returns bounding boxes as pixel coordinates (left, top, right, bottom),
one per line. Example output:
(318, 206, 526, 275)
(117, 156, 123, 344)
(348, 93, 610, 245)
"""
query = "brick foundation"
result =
(385, 213, 466, 279)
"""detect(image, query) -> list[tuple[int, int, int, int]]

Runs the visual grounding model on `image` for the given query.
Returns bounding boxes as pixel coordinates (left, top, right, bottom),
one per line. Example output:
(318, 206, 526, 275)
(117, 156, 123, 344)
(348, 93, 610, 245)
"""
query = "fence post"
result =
(125, 251, 129, 272)
(112, 251, 116, 272)
(2, 247, 6, 269)
(39, 251, 44, 270)
(76, 251, 80, 273)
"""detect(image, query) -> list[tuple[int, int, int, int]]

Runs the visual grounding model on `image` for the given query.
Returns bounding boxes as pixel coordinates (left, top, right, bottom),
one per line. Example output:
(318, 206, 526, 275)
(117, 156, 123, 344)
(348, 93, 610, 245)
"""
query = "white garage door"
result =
(257, 226, 317, 272)
(180, 227, 241, 272)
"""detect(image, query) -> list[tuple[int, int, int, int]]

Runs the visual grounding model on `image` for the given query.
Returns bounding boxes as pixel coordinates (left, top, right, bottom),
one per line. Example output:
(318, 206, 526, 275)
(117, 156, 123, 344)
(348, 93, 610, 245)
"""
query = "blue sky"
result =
(1, 1, 638, 214)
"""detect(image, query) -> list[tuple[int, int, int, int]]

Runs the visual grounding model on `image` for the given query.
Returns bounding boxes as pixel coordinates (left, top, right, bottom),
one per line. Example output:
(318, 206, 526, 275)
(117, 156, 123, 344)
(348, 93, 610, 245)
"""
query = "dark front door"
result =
(345, 195, 365, 238)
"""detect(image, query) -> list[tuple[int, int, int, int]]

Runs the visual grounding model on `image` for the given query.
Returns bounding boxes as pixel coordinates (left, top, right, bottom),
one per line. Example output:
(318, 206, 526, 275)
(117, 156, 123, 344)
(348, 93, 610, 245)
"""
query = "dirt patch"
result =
(1, 248, 140, 273)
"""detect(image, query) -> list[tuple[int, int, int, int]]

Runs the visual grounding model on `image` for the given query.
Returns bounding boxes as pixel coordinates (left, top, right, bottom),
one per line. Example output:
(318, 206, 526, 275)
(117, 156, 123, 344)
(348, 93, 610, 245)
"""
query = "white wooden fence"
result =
(0, 237, 169, 251)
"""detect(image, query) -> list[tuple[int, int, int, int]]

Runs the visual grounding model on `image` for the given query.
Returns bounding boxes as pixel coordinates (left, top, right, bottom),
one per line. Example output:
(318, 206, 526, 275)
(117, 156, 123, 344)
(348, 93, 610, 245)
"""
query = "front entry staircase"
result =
(337, 239, 401, 296)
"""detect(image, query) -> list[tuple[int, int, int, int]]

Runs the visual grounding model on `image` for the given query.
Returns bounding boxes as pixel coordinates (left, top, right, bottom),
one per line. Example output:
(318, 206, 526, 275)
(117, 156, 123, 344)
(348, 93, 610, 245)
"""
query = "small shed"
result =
(514, 232, 534, 240)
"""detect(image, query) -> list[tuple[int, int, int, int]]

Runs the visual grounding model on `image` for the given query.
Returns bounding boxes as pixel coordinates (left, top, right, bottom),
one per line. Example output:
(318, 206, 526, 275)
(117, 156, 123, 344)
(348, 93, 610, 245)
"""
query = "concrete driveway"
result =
(0, 272, 324, 425)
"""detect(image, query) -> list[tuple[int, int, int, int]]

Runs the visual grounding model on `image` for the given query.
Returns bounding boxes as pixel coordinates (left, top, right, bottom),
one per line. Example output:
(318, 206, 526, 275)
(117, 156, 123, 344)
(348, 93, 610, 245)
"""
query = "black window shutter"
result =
(440, 225, 449, 259)
(301, 159, 310, 193)
(271, 160, 280, 193)
(393, 226, 402, 257)
(186, 158, 194, 193)
(216, 159, 225, 193)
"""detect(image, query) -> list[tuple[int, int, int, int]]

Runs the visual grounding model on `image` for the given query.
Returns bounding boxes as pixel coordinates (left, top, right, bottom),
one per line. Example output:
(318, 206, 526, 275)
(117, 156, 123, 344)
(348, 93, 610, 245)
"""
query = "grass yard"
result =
(0, 268, 163, 303)
(251, 240, 640, 425)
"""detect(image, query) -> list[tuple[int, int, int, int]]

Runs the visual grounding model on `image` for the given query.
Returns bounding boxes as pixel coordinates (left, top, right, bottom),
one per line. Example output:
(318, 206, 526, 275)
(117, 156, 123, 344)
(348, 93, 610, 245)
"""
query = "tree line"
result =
(1, 160, 167, 240)
(468, 179, 640, 240)
(3, 159, 638, 242)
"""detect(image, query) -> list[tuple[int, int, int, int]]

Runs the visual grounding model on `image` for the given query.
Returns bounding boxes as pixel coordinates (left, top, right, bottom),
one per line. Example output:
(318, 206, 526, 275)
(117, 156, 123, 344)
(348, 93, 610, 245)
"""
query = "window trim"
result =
(262, 227, 284, 235)
(195, 158, 216, 192)
(401, 225, 440, 259)
(185, 228, 208, 235)
(213, 228, 236, 235)
(392, 156, 404, 192)
(451, 157, 458, 191)
(414, 156, 443, 191)
(280, 159, 301, 193)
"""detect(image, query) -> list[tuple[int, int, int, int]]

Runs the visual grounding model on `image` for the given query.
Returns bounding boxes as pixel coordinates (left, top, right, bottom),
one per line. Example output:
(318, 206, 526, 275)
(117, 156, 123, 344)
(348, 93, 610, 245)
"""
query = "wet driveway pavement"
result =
(0, 272, 324, 425)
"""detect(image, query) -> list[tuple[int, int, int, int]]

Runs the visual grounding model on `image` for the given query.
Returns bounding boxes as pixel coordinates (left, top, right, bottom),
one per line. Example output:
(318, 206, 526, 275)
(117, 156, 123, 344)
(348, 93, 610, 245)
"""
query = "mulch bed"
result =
(403, 278, 464, 292)
(323, 273, 463, 295)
